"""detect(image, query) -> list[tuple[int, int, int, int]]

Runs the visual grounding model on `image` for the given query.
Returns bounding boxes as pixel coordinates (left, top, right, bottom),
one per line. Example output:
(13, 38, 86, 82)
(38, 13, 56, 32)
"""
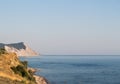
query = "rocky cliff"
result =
(0, 50, 48, 84)
(0, 42, 38, 56)
(0, 52, 37, 84)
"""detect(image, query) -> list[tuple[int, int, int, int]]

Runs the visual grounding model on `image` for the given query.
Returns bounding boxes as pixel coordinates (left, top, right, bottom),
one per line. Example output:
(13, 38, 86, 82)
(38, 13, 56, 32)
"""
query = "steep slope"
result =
(0, 53, 36, 84)
(0, 42, 38, 56)
(0, 51, 48, 84)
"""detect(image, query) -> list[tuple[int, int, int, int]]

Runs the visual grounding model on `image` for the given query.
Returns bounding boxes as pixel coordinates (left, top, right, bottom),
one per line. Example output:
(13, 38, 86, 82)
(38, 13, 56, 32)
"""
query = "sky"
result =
(0, 0, 120, 55)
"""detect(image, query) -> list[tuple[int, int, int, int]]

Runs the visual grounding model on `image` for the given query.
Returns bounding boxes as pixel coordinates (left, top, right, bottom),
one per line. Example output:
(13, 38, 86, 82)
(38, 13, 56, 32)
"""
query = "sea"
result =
(20, 55, 120, 84)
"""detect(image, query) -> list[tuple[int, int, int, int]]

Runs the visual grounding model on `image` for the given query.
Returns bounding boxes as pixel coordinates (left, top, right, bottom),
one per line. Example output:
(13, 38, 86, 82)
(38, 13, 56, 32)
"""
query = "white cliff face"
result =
(1, 42, 38, 56)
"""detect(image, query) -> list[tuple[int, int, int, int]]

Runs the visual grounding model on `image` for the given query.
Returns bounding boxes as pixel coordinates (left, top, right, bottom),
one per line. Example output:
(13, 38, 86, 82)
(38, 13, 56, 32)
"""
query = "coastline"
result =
(34, 75, 48, 84)
(0, 51, 48, 84)
(28, 67, 48, 84)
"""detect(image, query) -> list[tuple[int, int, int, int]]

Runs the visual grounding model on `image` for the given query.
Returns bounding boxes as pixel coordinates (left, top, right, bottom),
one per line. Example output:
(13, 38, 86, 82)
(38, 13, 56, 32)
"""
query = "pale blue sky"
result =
(0, 0, 120, 55)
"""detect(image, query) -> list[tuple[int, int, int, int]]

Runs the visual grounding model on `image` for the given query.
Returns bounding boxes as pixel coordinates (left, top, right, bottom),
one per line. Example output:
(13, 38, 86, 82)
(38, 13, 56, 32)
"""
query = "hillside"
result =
(0, 49, 47, 84)
(0, 42, 38, 56)
(0, 52, 36, 84)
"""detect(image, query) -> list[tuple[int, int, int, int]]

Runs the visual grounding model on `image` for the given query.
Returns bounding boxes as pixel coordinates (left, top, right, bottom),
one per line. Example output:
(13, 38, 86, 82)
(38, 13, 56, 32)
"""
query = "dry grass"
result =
(0, 53, 36, 84)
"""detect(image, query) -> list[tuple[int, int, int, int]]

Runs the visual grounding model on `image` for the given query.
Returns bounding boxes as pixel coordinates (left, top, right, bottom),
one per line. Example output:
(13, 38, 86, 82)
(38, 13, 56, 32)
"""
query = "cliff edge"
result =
(0, 42, 38, 56)
(0, 49, 47, 84)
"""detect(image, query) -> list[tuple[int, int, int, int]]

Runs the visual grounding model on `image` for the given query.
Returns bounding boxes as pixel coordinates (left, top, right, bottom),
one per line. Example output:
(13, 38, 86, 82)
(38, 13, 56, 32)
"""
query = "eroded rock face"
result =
(0, 42, 38, 56)
(34, 75, 48, 84)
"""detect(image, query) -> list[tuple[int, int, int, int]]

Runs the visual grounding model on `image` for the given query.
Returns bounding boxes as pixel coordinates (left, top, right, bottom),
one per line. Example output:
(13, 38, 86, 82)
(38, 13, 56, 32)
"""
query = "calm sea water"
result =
(20, 55, 120, 84)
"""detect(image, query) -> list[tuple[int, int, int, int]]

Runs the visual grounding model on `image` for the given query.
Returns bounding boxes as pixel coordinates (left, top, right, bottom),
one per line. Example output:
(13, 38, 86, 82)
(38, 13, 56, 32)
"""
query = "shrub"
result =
(10, 65, 35, 81)
(21, 61, 28, 69)
(28, 69, 34, 76)
(0, 48, 7, 55)
(11, 65, 28, 77)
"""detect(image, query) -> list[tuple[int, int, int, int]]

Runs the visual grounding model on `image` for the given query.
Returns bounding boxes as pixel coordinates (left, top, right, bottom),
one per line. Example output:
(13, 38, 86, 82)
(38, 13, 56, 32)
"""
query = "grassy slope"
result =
(0, 53, 36, 84)
(0, 77, 24, 84)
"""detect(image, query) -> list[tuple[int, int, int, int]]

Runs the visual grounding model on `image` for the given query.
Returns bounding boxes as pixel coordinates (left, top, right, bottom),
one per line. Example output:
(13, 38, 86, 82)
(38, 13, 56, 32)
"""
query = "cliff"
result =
(0, 50, 47, 84)
(0, 52, 36, 84)
(0, 42, 38, 56)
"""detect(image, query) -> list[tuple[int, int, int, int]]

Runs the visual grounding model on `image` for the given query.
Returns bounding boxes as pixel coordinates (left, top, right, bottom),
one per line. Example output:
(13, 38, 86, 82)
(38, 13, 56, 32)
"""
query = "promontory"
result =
(0, 42, 38, 56)
(0, 48, 47, 84)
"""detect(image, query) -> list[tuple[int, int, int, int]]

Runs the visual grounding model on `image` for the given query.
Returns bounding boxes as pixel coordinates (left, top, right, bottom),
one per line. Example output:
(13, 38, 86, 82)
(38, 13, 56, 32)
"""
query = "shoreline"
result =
(28, 67, 48, 84)
(34, 75, 48, 84)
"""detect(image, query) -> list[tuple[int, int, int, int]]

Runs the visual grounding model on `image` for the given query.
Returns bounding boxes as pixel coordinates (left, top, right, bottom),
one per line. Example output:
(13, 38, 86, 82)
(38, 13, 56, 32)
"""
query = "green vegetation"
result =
(0, 52, 37, 84)
(11, 64, 35, 82)
(28, 69, 34, 76)
(0, 48, 7, 55)
(21, 61, 28, 69)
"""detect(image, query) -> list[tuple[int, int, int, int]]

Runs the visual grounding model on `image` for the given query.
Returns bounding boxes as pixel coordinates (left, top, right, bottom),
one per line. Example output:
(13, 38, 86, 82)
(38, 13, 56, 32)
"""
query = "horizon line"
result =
(41, 54, 120, 56)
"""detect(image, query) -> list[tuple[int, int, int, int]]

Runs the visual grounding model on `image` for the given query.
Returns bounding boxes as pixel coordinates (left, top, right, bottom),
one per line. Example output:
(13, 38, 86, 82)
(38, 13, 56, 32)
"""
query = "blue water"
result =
(20, 55, 120, 84)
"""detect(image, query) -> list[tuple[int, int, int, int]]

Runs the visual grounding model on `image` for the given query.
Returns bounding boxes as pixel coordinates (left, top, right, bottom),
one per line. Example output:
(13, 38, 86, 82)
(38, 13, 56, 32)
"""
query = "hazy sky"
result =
(0, 0, 120, 55)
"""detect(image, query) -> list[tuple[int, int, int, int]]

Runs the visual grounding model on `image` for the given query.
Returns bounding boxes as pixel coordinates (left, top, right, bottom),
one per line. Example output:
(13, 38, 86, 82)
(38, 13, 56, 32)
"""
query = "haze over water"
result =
(1, 0, 120, 84)
(0, 0, 120, 55)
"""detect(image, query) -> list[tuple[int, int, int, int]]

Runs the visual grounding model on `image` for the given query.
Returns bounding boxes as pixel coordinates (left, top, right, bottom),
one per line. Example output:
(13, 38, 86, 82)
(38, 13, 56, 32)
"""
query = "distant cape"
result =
(0, 42, 38, 56)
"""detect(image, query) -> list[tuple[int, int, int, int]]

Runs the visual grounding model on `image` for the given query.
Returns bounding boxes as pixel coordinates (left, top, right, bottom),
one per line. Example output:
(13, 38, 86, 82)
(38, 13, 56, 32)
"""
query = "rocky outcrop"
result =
(34, 75, 48, 84)
(0, 53, 36, 84)
(0, 52, 48, 84)
(0, 42, 38, 56)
